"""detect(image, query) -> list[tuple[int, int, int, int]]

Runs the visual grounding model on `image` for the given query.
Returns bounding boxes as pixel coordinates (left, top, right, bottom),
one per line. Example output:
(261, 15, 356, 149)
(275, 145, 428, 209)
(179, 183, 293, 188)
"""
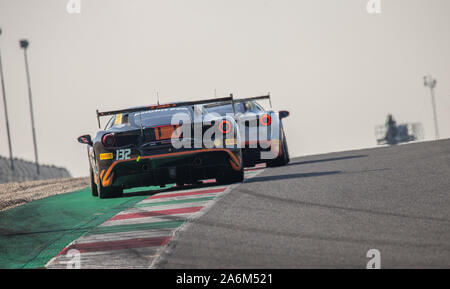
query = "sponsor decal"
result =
(225, 138, 237, 146)
(99, 153, 113, 160)
(154, 125, 180, 141)
(114, 114, 123, 125)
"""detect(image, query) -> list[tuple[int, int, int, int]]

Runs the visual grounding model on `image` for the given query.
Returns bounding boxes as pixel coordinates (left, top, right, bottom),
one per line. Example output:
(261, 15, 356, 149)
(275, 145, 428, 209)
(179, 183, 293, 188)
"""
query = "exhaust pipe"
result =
(168, 167, 176, 179)
(193, 157, 202, 166)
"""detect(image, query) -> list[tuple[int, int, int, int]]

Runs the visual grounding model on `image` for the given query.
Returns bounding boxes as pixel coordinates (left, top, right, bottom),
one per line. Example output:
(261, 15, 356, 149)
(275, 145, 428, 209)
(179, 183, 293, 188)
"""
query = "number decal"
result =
(116, 149, 131, 160)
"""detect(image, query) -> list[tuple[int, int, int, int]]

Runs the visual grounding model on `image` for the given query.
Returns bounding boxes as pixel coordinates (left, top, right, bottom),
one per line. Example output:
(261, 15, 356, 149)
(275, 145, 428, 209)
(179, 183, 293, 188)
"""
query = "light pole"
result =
(0, 28, 14, 170)
(423, 75, 439, 140)
(20, 39, 39, 175)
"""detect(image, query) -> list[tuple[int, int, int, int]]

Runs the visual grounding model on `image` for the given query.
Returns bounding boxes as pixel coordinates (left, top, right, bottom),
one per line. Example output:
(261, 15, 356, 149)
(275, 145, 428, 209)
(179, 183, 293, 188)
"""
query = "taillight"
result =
(219, 120, 232, 134)
(102, 133, 116, 147)
(259, 114, 271, 126)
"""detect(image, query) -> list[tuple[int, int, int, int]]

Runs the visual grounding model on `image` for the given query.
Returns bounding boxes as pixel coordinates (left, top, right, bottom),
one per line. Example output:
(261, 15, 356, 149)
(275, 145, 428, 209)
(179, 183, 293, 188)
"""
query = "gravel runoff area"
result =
(0, 177, 89, 211)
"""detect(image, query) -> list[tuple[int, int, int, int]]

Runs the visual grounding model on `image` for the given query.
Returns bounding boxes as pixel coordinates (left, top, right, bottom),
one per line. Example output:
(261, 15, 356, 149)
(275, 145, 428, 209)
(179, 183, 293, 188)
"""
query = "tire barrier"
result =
(0, 156, 71, 183)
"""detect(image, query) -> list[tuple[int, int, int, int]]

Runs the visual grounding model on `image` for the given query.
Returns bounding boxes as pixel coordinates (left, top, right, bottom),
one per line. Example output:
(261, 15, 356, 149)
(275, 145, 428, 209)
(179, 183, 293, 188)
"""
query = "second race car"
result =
(205, 94, 290, 167)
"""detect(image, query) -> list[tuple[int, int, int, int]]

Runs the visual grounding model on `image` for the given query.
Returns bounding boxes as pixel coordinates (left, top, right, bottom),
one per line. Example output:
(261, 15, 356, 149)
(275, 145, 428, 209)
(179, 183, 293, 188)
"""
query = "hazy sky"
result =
(0, 0, 449, 177)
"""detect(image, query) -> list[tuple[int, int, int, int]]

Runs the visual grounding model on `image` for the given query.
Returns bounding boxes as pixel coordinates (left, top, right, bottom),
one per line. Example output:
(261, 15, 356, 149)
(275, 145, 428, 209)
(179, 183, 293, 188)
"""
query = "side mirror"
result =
(77, 134, 93, 146)
(279, 110, 290, 119)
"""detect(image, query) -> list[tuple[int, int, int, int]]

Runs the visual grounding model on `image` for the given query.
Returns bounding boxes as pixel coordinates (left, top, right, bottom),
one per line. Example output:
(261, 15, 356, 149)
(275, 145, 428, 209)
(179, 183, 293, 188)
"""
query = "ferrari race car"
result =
(205, 94, 290, 167)
(77, 97, 243, 198)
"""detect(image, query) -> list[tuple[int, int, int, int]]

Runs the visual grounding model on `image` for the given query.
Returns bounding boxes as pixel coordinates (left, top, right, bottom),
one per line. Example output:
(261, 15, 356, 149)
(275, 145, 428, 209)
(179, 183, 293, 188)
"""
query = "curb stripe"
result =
(115, 202, 211, 216)
(89, 220, 185, 235)
(144, 188, 225, 200)
(46, 166, 267, 268)
(101, 215, 188, 227)
(75, 229, 173, 244)
(109, 206, 203, 221)
(59, 236, 171, 255)
(134, 196, 216, 208)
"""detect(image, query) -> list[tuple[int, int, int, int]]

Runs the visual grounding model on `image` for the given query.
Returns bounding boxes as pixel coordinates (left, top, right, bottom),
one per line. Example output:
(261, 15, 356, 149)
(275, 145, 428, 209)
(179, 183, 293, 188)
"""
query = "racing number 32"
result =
(116, 149, 131, 160)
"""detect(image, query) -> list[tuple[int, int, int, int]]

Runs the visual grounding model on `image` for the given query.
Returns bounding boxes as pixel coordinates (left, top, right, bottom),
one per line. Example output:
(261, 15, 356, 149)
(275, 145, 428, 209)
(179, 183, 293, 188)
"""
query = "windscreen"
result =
(131, 107, 193, 127)
(206, 103, 246, 115)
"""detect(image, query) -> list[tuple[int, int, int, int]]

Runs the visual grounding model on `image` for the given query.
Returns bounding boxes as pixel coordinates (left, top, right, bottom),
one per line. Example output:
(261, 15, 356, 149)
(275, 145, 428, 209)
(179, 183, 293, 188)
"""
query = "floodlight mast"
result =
(20, 39, 40, 175)
(423, 75, 439, 140)
(0, 28, 14, 170)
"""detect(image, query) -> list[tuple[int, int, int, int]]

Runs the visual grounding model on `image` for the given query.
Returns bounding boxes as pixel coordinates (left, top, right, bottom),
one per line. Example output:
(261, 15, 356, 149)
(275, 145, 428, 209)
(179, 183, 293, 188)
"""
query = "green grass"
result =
(0, 186, 164, 268)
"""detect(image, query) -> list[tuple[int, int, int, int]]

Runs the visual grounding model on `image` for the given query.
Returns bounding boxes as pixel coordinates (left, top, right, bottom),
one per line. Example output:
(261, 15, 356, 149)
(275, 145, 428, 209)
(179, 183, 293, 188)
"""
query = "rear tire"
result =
(217, 149, 245, 185)
(90, 168, 98, 197)
(230, 168, 245, 183)
(97, 181, 123, 199)
(266, 130, 290, 167)
(217, 167, 244, 185)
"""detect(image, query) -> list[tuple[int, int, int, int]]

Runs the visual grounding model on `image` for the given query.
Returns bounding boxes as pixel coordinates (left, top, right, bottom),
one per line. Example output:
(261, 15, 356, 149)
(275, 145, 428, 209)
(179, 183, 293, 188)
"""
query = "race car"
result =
(77, 97, 243, 199)
(204, 94, 290, 167)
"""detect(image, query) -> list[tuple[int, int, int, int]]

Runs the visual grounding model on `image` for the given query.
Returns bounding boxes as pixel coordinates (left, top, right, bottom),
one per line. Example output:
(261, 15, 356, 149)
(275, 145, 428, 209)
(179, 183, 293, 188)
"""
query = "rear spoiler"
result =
(204, 93, 272, 110)
(234, 94, 272, 108)
(96, 96, 233, 128)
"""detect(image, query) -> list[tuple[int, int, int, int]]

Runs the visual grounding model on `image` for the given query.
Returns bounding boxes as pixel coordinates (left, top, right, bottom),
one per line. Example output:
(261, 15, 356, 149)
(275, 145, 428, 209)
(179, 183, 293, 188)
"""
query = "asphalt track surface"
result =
(1, 139, 449, 268)
(158, 139, 450, 268)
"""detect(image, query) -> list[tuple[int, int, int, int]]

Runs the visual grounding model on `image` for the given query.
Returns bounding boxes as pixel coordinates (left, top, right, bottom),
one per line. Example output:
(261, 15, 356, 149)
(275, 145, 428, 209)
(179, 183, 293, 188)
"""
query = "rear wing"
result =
(234, 94, 272, 108)
(204, 93, 272, 110)
(96, 96, 233, 128)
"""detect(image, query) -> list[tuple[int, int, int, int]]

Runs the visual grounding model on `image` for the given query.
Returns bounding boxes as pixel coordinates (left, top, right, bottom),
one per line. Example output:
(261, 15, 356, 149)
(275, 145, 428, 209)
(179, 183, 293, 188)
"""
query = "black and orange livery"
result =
(78, 97, 243, 199)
